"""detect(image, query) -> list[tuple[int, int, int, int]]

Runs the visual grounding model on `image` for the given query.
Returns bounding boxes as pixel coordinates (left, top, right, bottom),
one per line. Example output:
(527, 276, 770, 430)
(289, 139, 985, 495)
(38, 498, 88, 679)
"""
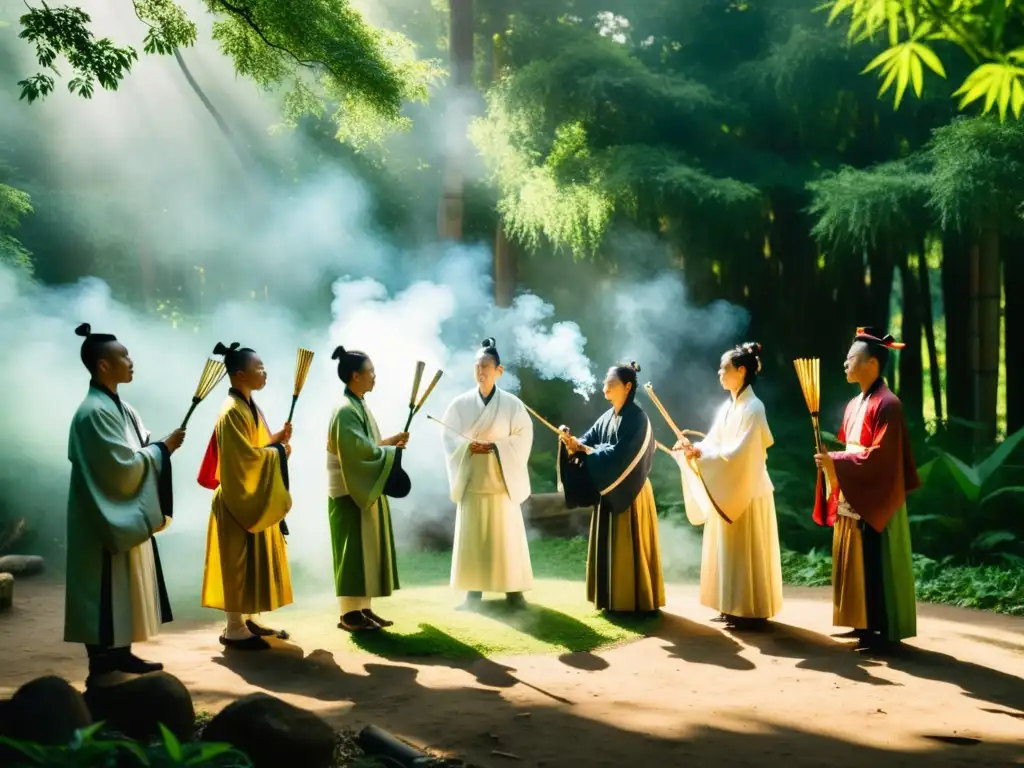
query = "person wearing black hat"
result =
(559, 361, 665, 614)
(326, 346, 410, 632)
(199, 342, 293, 651)
(814, 327, 920, 649)
(65, 323, 185, 686)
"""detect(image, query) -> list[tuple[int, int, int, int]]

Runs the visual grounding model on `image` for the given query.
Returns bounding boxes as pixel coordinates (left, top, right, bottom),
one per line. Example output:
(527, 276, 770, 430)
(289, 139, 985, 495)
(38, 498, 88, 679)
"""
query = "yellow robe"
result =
(201, 391, 293, 614)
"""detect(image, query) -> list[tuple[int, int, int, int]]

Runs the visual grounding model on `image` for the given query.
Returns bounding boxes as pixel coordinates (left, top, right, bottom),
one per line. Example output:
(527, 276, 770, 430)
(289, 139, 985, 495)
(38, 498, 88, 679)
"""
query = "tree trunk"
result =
(974, 225, 1001, 447)
(491, 28, 516, 307)
(918, 241, 943, 422)
(866, 247, 894, 333)
(174, 50, 249, 169)
(941, 231, 972, 443)
(1002, 237, 1022, 433)
(898, 251, 923, 426)
(438, 0, 474, 241)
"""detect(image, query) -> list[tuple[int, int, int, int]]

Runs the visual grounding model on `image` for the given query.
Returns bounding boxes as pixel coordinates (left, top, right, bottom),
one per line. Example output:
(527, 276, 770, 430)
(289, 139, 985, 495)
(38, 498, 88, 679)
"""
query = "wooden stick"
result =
(426, 414, 475, 443)
(522, 403, 563, 436)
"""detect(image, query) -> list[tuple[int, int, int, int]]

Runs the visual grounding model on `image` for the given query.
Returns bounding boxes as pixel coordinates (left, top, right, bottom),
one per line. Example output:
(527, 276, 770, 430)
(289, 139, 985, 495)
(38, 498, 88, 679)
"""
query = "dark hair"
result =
(726, 341, 763, 387)
(477, 337, 501, 366)
(213, 342, 256, 376)
(853, 327, 903, 375)
(609, 361, 641, 403)
(76, 323, 118, 374)
(332, 345, 370, 384)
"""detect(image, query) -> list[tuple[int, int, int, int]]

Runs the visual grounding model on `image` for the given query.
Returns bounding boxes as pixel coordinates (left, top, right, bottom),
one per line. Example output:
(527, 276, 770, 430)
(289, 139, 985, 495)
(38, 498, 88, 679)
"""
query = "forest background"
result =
(1, 0, 1022, 615)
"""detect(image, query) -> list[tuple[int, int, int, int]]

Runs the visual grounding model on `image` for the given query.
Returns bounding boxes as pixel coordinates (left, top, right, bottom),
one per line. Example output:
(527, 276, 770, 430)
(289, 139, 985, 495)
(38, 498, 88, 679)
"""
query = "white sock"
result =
(339, 597, 369, 614)
(223, 611, 253, 640)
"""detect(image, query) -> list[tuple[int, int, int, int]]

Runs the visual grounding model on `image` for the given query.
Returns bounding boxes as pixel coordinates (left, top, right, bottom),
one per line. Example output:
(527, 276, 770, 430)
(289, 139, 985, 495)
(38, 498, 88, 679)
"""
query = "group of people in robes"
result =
(63, 321, 919, 685)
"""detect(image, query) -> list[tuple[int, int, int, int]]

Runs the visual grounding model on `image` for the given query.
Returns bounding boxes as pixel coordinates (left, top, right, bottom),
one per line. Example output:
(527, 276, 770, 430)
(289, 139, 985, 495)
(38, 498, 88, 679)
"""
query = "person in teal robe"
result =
(559, 362, 665, 614)
(65, 323, 185, 686)
(326, 346, 411, 632)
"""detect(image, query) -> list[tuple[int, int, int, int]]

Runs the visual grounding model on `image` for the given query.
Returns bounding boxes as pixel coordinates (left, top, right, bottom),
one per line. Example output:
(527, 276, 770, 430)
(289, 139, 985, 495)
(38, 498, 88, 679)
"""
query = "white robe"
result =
(673, 386, 783, 619)
(441, 387, 534, 593)
(65, 386, 170, 647)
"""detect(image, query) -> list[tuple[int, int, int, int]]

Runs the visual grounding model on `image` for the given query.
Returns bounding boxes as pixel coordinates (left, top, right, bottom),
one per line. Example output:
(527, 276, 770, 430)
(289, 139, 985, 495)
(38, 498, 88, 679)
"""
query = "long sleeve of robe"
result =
(201, 392, 292, 614)
(326, 391, 400, 599)
(65, 387, 173, 647)
(441, 388, 534, 593)
(672, 387, 783, 619)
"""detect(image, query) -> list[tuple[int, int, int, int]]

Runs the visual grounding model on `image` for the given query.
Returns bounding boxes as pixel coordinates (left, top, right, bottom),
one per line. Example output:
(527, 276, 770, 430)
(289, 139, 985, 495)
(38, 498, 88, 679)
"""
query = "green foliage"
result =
(0, 183, 34, 273)
(782, 550, 1024, 615)
(0, 720, 252, 767)
(807, 158, 932, 250)
(928, 115, 1024, 229)
(930, 425, 1024, 502)
(14, 1, 441, 145)
(822, 0, 1024, 119)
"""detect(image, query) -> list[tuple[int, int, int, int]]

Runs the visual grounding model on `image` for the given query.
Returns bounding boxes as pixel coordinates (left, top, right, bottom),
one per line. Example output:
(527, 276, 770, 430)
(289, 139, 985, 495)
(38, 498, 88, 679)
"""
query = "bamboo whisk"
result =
(287, 348, 315, 423)
(181, 358, 227, 429)
(793, 358, 824, 454)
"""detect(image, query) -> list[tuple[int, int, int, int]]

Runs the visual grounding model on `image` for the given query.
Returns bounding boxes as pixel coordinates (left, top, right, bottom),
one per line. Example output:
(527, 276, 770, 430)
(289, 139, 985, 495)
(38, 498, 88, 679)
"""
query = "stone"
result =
(0, 573, 12, 612)
(5, 676, 92, 746)
(0, 555, 44, 577)
(202, 693, 335, 768)
(84, 671, 194, 742)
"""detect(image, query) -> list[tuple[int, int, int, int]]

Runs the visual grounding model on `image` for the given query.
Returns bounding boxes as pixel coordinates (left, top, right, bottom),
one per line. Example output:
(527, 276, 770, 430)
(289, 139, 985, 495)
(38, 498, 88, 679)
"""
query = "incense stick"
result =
(522, 403, 563, 436)
(426, 414, 475, 443)
(181, 358, 227, 429)
(405, 368, 444, 432)
(642, 382, 704, 439)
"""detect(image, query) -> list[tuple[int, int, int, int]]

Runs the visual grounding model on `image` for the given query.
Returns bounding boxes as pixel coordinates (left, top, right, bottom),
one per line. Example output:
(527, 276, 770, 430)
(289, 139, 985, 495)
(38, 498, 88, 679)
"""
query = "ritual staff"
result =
(440, 338, 534, 610)
(327, 346, 410, 632)
(814, 327, 919, 649)
(559, 362, 665, 614)
(65, 323, 185, 685)
(672, 342, 783, 629)
(199, 342, 293, 650)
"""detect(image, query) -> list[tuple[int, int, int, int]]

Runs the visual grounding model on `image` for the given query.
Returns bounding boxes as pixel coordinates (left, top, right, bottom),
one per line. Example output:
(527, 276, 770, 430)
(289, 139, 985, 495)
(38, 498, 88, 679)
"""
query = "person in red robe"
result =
(814, 327, 920, 649)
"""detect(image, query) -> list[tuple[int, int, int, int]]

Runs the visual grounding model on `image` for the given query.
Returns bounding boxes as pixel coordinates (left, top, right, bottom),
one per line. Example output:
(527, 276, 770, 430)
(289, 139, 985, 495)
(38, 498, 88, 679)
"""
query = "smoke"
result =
(0, 0, 750, 603)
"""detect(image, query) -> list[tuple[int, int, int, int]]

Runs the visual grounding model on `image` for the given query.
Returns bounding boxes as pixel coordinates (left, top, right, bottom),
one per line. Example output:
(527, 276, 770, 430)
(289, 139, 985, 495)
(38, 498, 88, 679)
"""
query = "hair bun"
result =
(629, 361, 641, 373)
(213, 342, 229, 356)
(331, 345, 346, 361)
(75, 323, 91, 338)
(744, 342, 762, 356)
(481, 337, 496, 348)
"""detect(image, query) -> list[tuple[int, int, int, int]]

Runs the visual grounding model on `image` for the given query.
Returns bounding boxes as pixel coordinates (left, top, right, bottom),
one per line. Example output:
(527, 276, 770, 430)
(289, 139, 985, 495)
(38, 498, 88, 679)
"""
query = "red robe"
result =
(813, 381, 920, 532)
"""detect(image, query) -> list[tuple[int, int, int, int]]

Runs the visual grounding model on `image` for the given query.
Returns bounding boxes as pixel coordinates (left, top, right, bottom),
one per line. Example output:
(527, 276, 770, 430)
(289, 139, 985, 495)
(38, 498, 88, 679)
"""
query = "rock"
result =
(0, 555, 44, 577)
(0, 573, 12, 612)
(5, 676, 92, 746)
(202, 693, 335, 768)
(84, 671, 194, 742)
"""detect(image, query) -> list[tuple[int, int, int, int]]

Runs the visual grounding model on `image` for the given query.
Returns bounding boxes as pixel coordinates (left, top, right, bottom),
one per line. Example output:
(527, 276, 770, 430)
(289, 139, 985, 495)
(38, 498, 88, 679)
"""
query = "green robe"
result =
(326, 388, 400, 598)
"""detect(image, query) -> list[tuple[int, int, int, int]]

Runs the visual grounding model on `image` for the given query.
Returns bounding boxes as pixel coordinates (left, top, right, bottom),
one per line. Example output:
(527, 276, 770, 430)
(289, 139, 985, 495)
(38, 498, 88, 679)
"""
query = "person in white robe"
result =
(65, 323, 185, 686)
(440, 337, 534, 609)
(672, 342, 783, 629)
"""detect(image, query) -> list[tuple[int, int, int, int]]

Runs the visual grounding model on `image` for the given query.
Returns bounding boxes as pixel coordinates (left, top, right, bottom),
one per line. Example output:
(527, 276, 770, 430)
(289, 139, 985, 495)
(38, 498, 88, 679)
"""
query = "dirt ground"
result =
(2, 578, 1022, 767)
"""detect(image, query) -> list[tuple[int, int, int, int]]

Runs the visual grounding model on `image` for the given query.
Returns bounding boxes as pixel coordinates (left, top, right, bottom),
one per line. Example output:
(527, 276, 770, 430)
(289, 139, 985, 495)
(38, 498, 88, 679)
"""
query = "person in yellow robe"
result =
(199, 341, 293, 650)
(672, 342, 783, 630)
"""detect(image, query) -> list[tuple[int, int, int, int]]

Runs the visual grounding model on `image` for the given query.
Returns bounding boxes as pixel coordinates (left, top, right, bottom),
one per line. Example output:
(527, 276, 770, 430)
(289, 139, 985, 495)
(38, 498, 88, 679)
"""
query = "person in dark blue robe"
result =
(559, 362, 665, 613)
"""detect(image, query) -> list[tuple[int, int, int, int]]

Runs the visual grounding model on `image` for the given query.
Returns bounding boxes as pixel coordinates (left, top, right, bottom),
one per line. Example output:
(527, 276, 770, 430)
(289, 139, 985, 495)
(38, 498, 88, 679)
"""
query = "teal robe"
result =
(65, 384, 173, 647)
(326, 388, 400, 598)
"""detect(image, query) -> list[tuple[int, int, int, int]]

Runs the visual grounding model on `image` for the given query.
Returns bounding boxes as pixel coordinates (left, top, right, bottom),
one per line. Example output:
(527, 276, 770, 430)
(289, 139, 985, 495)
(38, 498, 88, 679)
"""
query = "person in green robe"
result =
(326, 345, 411, 632)
(65, 323, 185, 686)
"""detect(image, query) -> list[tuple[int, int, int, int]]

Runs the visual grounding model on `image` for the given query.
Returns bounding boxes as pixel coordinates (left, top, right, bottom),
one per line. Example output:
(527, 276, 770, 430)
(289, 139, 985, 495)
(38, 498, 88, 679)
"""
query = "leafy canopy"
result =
(0, 184, 33, 273)
(15, 1, 442, 143)
(822, 0, 1024, 120)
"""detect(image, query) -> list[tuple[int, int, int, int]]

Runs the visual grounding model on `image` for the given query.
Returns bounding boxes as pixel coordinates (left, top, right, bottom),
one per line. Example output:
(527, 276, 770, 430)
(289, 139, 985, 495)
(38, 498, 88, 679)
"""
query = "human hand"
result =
(685, 445, 703, 460)
(469, 442, 493, 454)
(284, 443, 292, 458)
(814, 452, 834, 473)
(163, 428, 186, 454)
(672, 437, 692, 452)
(281, 422, 293, 442)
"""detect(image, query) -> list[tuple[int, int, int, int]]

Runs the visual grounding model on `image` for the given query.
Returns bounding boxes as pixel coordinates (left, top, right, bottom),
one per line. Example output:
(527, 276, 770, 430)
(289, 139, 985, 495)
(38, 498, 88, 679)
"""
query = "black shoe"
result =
(361, 609, 393, 628)
(456, 591, 483, 611)
(116, 652, 164, 674)
(246, 619, 289, 639)
(219, 634, 271, 651)
(338, 611, 380, 632)
(506, 592, 527, 609)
